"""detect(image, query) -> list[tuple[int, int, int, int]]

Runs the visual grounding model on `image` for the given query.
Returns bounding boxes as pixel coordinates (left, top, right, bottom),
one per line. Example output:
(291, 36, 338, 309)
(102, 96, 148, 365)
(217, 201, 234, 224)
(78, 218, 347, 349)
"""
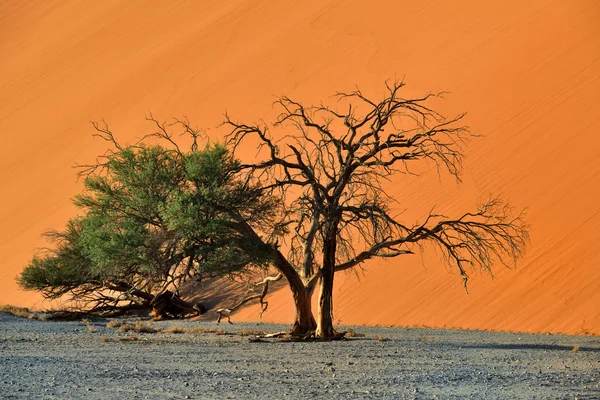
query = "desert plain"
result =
(1, 313, 599, 399)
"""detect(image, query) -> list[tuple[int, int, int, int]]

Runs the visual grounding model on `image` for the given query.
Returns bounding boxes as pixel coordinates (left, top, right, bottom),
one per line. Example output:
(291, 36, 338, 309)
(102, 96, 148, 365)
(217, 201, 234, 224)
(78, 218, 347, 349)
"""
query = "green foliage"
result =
(78, 213, 154, 275)
(18, 219, 100, 298)
(19, 127, 281, 310)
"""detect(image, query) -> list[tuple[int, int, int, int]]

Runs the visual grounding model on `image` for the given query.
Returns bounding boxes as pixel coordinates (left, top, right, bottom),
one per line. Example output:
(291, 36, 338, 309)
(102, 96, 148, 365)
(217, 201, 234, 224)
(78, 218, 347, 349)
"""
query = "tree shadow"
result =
(181, 270, 288, 318)
(460, 343, 600, 353)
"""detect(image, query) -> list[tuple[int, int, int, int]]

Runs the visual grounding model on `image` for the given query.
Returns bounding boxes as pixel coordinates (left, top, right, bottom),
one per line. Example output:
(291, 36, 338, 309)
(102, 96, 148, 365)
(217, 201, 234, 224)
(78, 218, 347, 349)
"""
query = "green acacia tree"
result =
(19, 117, 282, 314)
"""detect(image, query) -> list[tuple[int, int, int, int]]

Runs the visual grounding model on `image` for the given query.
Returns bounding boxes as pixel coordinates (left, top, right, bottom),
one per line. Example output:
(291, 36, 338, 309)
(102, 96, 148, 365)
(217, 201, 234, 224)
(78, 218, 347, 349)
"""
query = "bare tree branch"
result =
(226, 79, 529, 337)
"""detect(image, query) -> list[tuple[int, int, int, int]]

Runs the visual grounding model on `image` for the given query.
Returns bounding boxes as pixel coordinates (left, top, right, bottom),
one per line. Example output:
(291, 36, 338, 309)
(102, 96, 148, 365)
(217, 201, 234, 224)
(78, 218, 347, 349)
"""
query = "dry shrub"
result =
(571, 345, 580, 353)
(158, 324, 221, 335)
(135, 321, 156, 333)
(183, 326, 215, 334)
(106, 320, 122, 328)
(344, 329, 365, 338)
(119, 335, 139, 341)
(0, 305, 38, 320)
(161, 324, 186, 334)
(117, 321, 155, 333)
(118, 323, 136, 333)
(374, 336, 390, 342)
(82, 319, 96, 333)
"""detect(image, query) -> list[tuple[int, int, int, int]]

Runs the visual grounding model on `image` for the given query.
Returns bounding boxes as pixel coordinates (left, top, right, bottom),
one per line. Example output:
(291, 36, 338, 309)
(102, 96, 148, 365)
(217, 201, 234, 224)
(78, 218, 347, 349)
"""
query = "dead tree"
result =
(225, 79, 528, 339)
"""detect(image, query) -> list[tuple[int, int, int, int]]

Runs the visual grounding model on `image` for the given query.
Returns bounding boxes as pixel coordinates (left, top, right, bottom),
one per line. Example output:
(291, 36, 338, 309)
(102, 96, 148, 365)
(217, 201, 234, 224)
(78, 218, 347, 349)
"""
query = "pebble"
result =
(0, 314, 597, 399)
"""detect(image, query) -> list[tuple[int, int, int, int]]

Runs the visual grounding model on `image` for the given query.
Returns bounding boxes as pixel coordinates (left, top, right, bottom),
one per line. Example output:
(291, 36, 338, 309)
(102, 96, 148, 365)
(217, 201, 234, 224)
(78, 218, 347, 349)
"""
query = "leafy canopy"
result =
(19, 120, 282, 312)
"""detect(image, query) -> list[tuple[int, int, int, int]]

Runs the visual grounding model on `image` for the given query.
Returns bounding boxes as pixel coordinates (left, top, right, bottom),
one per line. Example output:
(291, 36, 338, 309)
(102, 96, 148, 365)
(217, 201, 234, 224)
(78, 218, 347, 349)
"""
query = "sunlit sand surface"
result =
(1, 1, 598, 335)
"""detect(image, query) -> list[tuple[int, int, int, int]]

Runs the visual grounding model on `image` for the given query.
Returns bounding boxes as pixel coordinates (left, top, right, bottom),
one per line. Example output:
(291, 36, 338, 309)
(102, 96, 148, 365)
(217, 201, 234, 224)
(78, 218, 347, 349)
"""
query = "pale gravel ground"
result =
(0, 313, 599, 399)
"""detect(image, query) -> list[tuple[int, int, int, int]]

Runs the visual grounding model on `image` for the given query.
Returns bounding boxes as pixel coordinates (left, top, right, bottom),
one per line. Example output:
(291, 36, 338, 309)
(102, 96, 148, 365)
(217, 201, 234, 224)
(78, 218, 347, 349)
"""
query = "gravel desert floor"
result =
(0, 313, 598, 399)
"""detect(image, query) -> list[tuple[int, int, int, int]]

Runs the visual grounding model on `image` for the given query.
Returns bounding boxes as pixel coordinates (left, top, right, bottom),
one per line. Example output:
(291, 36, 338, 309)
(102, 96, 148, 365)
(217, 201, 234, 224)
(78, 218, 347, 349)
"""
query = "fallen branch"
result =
(216, 273, 282, 323)
(150, 290, 205, 320)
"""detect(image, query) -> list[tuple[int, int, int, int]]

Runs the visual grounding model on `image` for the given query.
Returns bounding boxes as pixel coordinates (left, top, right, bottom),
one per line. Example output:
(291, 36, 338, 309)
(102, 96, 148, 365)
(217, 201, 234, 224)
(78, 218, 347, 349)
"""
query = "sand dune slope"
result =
(1, 1, 598, 334)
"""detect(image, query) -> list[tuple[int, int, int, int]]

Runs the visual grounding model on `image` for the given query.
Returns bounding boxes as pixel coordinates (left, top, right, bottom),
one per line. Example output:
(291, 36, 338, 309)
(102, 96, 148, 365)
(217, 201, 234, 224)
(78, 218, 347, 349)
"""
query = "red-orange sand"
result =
(1, 1, 598, 335)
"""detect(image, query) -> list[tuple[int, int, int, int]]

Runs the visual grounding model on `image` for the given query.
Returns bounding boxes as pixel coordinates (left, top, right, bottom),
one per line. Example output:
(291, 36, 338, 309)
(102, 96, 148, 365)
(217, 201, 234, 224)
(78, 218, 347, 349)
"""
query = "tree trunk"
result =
(290, 285, 316, 336)
(316, 233, 337, 339)
(234, 217, 316, 335)
(273, 250, 316, 335)
(316, 266, 335, 338)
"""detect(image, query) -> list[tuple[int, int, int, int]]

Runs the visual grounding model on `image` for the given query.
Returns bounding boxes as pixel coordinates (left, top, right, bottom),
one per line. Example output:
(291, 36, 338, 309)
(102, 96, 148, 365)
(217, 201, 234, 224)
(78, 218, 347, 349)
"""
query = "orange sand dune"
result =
(1, 1, 598, 335)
